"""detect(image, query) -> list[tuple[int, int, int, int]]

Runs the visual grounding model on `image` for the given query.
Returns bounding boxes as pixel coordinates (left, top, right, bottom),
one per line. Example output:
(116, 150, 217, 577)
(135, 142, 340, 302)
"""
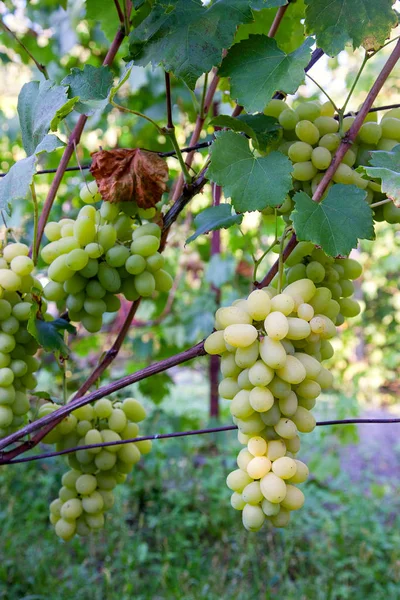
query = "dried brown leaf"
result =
(90, 148, 169, 207)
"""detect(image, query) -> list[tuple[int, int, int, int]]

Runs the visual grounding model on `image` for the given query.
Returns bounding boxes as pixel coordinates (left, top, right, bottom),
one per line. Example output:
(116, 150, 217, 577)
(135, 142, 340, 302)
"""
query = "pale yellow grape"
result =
(100, 430, 122, 452)
(238, 368, 253, 390)
(10, 256, 34, 277)
(242, 481, 264, 504)
(3, 243, 29, 262)
(281, 339, 295, 355)
(295, 379, 321, 399)
(288, 460, 309, 484)
(292, 161, 318, 181)
(226, 468, 253, 492)
(283, 279, 316, 303)
(44, 222, 61, 241)
(264, 99, 286, 117)
(270, 293, 295, 316)
(332, 163, 354, 184)
(135, 440, 152, 455)
(75, 474, 97, 495)
(50, 498, 63, 516)
(247, 436, 267, 457)
(279, 391, 298, 416)
(48, 255, 75, 283)
(294, 353, 321, 379)
(260, 402, 281, 426)
(274, 418, 297, 439)
(298, 397, 316, 410)
(248, 360, 274, 387)
(108, 408, 127, 433)
(292, 406, 316, 433)
(297, 303, 314, 321)
(311, 315, 336, 339)
(288, 141, 313, 162)
(237, 448, 254, 470)
(261, 498, 280, 516)
(259, 337, 286, 369)
(264, 311, 288, 341)
(281, 484, 305, 510)
(236, 413, 265, 434)
(0, 270, 21, 292)
(270, 509, 291, 527)
(80, 180, 101, 203)
(238, 430, 250, 444)
(247, 456, 271, 479)
(93, 398, 113, 419)
(246, 289, 271, 320)
(286, 317, 311, 340)
(204, 330, 227, 355)
(272, 456, 297, 480)
(221, 353, 241, 378)
(95, 450, 117, 471)
(230, 390, 254, 419)
(61, 498, 83, 520)
(315, 367, 333, 389)
(260, 472, 287, 503)
(249, 386, 274, 413)
(276, 355, 306, 385)
(285, 435, 300, 453)
(215, 306, 251, 329)
(242, 504, 265, 532)
(223, 324, 258, 348)
(118, 442, 141, 465)
(231, 492, 246, 510)
(218, 377, 240, 399)
(235, 340, 259, 368)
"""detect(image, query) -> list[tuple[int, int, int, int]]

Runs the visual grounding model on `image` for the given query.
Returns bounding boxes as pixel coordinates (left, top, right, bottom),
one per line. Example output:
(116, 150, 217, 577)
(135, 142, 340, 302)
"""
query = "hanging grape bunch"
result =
(263, 99, 400, 224)
(42, 181, 173, 333)
(44, 395, 151, 540)
(205, 252, 362, 530)
(0, 242, 46, 436)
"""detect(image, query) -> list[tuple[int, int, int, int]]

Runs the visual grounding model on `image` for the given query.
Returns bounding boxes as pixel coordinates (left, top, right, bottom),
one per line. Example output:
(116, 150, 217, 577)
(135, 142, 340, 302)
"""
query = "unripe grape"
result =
(332, 163, 354, 184)
(292, 161, 318, 181)
(358, 122, 382, 145)
(288, 141, 313, 162)
(122, 398, 146, 422)
(135, 271, 156, 296)
(264, 99, 286, 117)
(295, 120, 320, 145)
(279, 108, 299, 130)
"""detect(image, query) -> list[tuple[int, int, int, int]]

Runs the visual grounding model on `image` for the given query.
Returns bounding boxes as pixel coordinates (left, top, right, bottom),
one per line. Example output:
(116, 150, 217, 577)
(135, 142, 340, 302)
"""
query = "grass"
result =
(1, 398, 400, 600)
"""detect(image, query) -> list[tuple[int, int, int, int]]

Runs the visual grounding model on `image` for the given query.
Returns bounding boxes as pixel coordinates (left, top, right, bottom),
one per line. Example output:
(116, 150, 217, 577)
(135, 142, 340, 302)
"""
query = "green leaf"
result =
(85, 0, 121, 43)
(291, 186, 375, 257)
(207, 131, 293, 213)
(205, 255, 236, 288)
(28, 311, 76, 359)
(109, 62, 133, 104)
(0, 135, 63, 213)
(250, 0, 287, 7)
(304, 0, 398, 56)
(126, 0, 254, 89)
(364, 145, 400, 207)
(17, 80, 68, 156)
(236, 0, 306, 53)
(187, 204, 243, 243)
(138, 373, 172, 405)
(50, 97, 80, 131)
(62, 65, 114, 115)
(220, 35, 313, 113)
(210, 113, 281, 150)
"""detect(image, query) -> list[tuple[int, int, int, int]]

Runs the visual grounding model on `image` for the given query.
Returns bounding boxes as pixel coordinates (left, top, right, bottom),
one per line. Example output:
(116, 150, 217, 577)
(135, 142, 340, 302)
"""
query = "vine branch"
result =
(0, 19, 49, 79)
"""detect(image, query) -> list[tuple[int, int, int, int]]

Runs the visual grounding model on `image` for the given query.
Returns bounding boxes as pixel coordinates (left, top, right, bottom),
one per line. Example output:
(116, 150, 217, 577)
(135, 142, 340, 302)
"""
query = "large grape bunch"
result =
(0, 242, 44, 437)
(263, 99, 400, 224)
(42, 396, 151, 540)
(205, 256, 362, 531)
(42, 182, 173, 333)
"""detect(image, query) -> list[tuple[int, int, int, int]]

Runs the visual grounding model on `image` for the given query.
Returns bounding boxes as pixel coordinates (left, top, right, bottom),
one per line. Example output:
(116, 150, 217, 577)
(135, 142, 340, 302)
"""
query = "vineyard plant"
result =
(1, 0, 400, 598)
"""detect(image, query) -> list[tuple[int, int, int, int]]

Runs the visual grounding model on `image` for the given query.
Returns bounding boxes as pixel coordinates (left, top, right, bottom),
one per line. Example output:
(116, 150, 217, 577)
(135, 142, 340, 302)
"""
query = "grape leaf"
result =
(207, 131, 292, 213)
(210, 114, 281, 150)
(17, 80, 68, 156)
(291, 186, 374, 257)
(0, 135, 64, 213)
(237, 1, 306, 53)
(50, 97, 79, 131)
(304, 0, 398, 56)
(28, 311, 76, 359)
(187, 204, 243, 243)
(62, 65, 114, 115)
(138, 373, 172, 405)
(220, 36, 313, 113)
(126, 0, 254, 89)
(363, 145, 400, 207)
(250, 0, 287, 7)
(85, 0, 121, 43)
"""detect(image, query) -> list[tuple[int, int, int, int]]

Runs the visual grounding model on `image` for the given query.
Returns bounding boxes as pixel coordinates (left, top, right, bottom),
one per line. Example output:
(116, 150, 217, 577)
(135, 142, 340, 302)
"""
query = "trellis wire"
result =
(2, 417, 400, 465)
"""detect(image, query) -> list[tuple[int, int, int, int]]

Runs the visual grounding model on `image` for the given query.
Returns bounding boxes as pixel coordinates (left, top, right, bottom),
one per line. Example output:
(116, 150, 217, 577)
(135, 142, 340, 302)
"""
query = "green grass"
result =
(1, 406, 400, 600)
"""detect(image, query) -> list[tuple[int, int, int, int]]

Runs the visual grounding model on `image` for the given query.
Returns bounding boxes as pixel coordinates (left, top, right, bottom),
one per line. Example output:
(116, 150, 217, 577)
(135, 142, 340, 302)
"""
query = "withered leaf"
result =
(90, 148, 169, 207)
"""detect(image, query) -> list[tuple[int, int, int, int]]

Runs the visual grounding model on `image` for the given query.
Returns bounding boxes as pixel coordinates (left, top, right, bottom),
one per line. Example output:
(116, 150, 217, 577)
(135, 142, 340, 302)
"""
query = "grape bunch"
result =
(0, 242, 44, 436)
(263, 99, 400, 223)
(42, 182, 173, 333)
(205, 257, 362, 530)
(42, 396, 151, 540)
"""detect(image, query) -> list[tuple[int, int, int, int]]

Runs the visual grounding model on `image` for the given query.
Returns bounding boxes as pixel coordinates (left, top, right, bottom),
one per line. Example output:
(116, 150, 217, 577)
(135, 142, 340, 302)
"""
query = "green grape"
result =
(104, 294, 121, 312)
(125, 254, 146, 275)
(288, 141, 313, 162)
(295, 102, 320, 121)
(81, 314, 102, 333)
(264, 99, 287, 118)
(226, 469, 253, 492)
(292, 161, 318, 181)
(73, 217, 96, 246)
(130, 235, 160, 257)
(314, 116, 339, 136)
(106, 246, 130, 268)
(85, 280, 106, 299)
(383, 201, 400, 224)
(134, 271, 155, 297)
(3, 243, 29, 262)
(146, 253, 164, 272)
(380, 117, 400, 141)
(319, 133, 340, 152)
(10, 256, 34, 277)
(97, 225, 117, 251)
(64, 274, 87, 295)
(295, 120, 320, 145)
(80, 181, 101, 204)
(97, 263, 121, 293)
(85, 513, 105, 530)
(279, 109, 299, 130)
(66, 293, 85, 313)
(83, 298, 107, 316)
(120, 201, 138, 217)
(132, 223, 161, 240)
(66, 249, 89, 271)
(358, 122, 382, 145)
(44, 222, 62, 242)
(224, 324, 258, 349)
(235, 340, 259, 368)
(311, 146, 332, 170)
(114, 214, 133, 241)
(249, 386, 274, 412)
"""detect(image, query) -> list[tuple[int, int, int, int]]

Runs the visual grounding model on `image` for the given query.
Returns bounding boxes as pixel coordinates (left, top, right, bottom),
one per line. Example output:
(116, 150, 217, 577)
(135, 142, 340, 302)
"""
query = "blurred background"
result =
(0, 1, 400, 599)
